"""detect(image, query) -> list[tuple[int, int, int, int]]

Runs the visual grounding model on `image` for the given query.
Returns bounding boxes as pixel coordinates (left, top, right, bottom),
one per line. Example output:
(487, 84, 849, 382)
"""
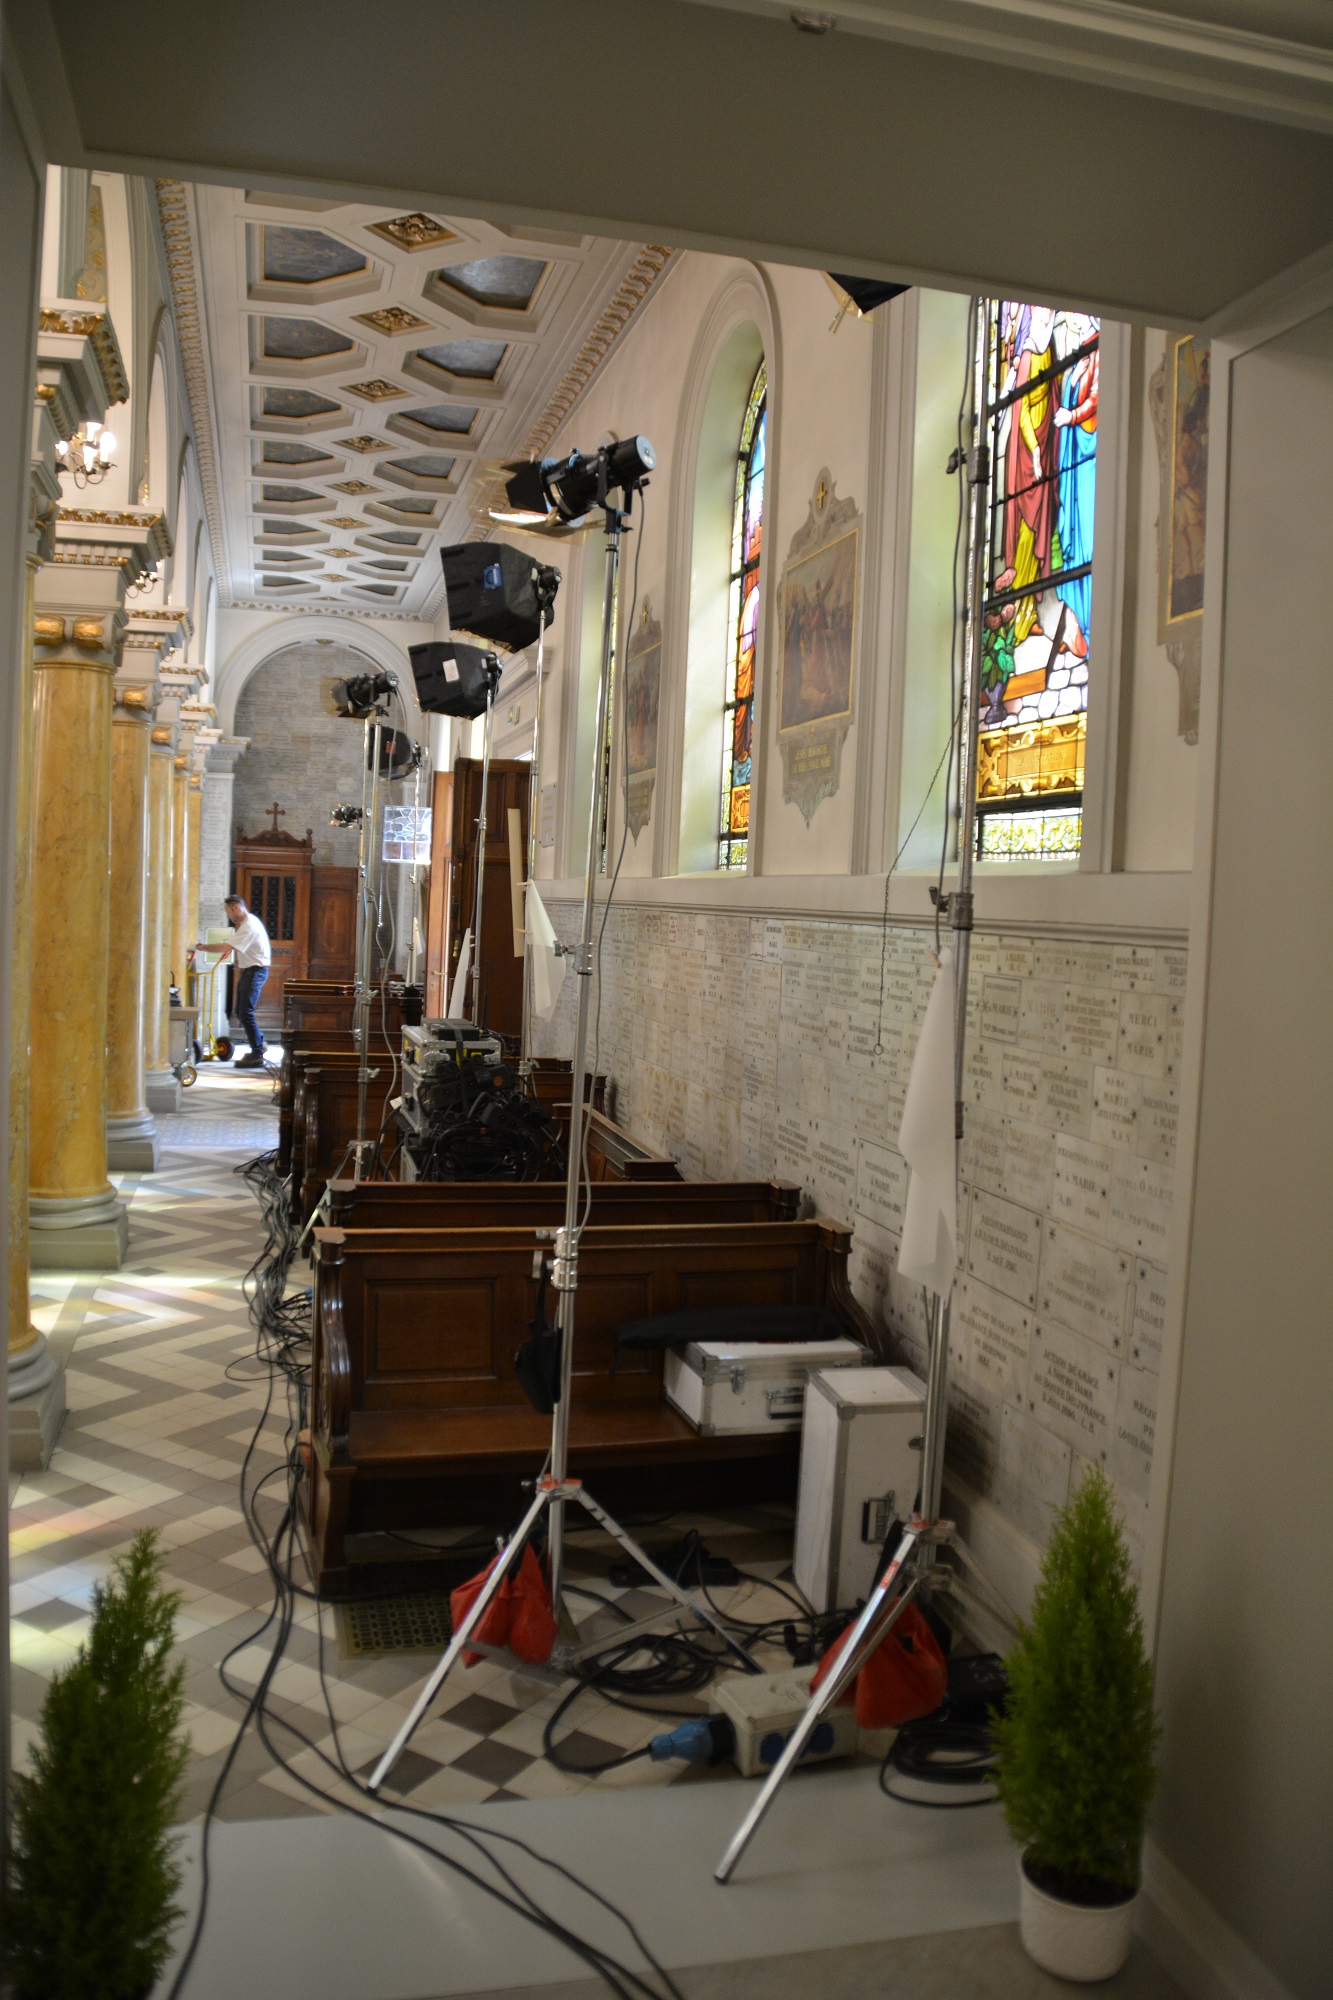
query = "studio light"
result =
(322, 669, 398, 719)
(407, 641, 502, 719)
(500, 435, 656, 528)
(329, 803, 362, 827)
(438, 541, 561, 654)
(368, 725, 421, 779)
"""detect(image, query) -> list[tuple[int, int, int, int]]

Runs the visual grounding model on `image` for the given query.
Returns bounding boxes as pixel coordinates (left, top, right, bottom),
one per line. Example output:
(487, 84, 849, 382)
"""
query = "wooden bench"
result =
(282, 981, 421, 1041)
(323, 1178, 801, 1231)
(305, 1215, 879, 1594)
(298, 1060, 399, 1220)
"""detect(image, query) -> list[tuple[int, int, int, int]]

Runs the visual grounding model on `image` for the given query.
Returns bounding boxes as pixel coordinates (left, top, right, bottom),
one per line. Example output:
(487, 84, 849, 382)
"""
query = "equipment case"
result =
(663, 1338, 865, 1437)
(794, 1365, 927, 1612)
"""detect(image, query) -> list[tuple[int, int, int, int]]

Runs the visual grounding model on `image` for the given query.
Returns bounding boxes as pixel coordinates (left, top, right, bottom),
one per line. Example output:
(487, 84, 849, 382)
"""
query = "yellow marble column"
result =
(28, 607, 128, 1269)
(170, 754, 190, 993)
(185, 770, 203, 996)
(105, 668, 159, 1172)
(8, 565, 61, 1441)
(143, 728, 177, 1113)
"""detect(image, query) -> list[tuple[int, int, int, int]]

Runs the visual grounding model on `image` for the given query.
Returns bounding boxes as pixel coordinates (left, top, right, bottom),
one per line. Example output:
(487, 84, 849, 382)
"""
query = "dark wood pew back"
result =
(322, 1177, 800, 1232)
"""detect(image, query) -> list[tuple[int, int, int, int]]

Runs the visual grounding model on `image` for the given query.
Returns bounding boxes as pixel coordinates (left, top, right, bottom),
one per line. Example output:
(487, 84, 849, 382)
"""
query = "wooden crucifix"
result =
(266, 802, 287, 836)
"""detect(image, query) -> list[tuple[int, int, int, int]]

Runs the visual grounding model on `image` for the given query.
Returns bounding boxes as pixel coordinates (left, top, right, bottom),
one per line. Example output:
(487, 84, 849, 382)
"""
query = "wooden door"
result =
(233, 822, 314, 1030)
(308, 867, 358, 981)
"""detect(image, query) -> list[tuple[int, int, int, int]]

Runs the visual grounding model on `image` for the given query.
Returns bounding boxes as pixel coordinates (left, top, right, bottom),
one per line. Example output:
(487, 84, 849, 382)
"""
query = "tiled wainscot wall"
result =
(533, 906, 1184, 1578)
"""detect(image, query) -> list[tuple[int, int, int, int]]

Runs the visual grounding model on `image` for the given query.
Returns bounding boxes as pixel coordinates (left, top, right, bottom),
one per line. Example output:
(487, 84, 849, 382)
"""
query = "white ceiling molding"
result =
(183, 184, 668, 623)
(687, 0, 1333, 132)
(154, 181, 231, 599)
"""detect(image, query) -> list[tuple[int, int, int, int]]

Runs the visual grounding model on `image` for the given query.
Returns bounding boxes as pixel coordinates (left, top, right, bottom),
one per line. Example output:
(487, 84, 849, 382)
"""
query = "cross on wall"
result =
(265, 802, 286, 835)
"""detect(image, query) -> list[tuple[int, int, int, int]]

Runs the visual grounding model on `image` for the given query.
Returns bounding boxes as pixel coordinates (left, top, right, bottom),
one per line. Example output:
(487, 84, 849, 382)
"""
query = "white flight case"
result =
(794, 1365, 927, 1612)
(662, 1337, 865, 1437)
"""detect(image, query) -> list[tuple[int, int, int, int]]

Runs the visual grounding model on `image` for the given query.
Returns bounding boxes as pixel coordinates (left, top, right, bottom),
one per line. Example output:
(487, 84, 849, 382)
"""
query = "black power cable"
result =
(166, 1149, 687, 2000)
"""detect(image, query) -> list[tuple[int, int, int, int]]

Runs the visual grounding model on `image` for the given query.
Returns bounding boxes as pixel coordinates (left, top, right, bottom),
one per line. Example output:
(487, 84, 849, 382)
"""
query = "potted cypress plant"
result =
(3, 1530, 189, 2000)
(992, 1466, 1159, 1982)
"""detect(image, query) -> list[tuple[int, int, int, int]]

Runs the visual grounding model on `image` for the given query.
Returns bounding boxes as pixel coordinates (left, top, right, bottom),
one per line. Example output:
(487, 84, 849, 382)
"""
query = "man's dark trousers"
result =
(235, 965, 268, 1055)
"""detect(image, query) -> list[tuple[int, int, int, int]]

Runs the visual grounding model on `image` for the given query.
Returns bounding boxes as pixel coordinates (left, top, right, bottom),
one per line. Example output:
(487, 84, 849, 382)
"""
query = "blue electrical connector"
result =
(648, 1717, 732, 1764)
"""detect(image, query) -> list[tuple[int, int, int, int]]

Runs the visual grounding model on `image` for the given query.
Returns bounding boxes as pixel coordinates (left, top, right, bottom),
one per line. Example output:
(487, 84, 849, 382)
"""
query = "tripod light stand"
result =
(714, 298, 1015, 1884)
(466, 675, 497, 1026)
(370, 445, 755, 1797)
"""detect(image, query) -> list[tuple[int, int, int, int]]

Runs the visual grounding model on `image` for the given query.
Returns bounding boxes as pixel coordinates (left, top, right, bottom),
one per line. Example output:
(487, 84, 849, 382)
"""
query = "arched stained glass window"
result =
(720, 360, 766, 869)
(978, 302, 1099, 861)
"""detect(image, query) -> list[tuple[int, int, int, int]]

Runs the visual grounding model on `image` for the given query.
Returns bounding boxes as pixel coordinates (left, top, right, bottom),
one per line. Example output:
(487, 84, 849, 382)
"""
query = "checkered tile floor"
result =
(10, 1069, 853, 1823)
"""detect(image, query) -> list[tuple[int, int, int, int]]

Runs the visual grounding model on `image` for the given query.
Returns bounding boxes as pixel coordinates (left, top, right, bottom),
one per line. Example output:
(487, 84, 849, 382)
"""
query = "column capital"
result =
(204, 734, 249, 777)
(35, 300, 128, 442)
(32, 603, 124, 673)
(49, 507, 172, 598)
(149, 724, 176, 757)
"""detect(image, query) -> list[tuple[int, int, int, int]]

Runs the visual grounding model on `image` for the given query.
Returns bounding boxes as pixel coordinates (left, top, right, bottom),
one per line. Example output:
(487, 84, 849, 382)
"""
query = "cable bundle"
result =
(168, 1150, 687, 2000)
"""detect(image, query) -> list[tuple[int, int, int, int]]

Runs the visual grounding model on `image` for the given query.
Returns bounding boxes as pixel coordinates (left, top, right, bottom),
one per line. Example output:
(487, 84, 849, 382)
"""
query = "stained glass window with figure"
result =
(720, 360, 766, 869)
(978, 302, 1099, 861)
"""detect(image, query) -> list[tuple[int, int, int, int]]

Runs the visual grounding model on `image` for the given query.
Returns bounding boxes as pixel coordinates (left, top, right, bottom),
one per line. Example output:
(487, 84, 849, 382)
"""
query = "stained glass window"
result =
(978, 302, 1099, 860)
(720, 360, 766, 869)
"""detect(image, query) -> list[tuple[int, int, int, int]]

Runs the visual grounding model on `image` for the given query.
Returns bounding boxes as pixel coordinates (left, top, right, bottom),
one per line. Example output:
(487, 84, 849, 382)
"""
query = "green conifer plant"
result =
(992, 1465, 1160, 1904)
(4, 1529, 189, 2000)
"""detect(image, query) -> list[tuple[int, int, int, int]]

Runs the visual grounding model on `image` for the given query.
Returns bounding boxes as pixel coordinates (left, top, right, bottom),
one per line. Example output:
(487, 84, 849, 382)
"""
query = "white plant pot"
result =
(1018, 1853, 1138, 1982)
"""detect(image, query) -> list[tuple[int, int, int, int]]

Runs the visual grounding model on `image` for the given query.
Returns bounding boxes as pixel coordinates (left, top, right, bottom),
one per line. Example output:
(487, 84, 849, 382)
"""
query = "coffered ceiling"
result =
(179, 183, 669, 620)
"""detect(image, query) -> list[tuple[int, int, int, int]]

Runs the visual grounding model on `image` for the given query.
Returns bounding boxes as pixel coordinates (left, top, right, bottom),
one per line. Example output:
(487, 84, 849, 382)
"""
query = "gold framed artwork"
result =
(777, 470, 860, 823)
(623, 597, 662, 839)
(1151, 332, 1210, 741)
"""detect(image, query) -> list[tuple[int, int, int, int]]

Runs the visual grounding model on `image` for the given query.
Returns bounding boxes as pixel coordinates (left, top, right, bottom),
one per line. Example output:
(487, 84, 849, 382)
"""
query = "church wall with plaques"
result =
(533, 902, 1182, 1579)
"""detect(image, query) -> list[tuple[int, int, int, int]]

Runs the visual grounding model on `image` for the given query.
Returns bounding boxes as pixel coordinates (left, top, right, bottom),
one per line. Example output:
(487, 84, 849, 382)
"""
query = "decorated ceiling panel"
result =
(175, 184, 672, 620)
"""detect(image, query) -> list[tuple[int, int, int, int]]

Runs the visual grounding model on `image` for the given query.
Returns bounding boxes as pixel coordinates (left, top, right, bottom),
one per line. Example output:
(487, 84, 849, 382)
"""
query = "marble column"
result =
(29, 507, 169, 1270)
(199, 734, 248, 1043)
(105, 668, 159, 1172)
(144, 726, 178, 1114)
(14, 301, 130, 1444)
(28, 604, 129, 1269)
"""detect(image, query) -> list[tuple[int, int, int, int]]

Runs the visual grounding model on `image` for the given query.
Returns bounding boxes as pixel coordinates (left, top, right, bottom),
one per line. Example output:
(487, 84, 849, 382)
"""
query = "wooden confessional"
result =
(233, 805, 357, 1028)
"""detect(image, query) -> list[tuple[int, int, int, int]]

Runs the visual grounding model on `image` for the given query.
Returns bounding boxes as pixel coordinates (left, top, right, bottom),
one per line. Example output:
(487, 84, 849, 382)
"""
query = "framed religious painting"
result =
(1151, 332, 1210, 742)
(777, 469, 860, 824)
(623, 596, 662, 839)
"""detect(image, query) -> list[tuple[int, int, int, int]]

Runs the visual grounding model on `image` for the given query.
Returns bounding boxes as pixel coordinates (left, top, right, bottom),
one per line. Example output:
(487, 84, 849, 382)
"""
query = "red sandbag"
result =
(507, 1545, 558, 1665)
(449, 1552, 518, 1667)
(811, 1600, 948, 1729)
(448, 1544, 558, 1668)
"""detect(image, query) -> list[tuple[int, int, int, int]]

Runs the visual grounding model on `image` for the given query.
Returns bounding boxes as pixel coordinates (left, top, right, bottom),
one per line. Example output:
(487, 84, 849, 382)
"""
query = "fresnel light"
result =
(55, 420, 117, 487)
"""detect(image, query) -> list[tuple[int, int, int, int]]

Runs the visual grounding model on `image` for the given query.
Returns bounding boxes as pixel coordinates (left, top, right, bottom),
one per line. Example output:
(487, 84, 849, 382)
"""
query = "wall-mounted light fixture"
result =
(55, 420, 117, 487)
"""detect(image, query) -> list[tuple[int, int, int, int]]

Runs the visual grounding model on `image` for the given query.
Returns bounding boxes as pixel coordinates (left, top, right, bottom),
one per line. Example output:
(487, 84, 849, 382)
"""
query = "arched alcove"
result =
(215, 615, 411, 734)
(232, 639, 387, 868)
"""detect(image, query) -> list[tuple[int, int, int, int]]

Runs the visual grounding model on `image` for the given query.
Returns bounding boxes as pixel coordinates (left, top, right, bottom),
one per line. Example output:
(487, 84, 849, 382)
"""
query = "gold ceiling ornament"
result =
(154, 182, 229, 599)
(342, 378, 407, 401)
(366, 213, 458, 252)
(354, 306, 430, 336)
(326, 547, 356, 557)
(522, 245, 673, 461)
(331, 480, 375, 494)
(336, 435, 384, 453)
(329, 516, 362, 528)
(324, 573, 347, 582)
(38, 306, 129, 406)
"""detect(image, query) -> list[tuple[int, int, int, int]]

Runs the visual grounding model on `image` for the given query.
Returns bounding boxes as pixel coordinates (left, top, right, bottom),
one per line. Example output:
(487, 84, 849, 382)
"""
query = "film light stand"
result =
(715, 298, 1015, 1885)
(518, 615, 548, 1076)
(466, 667, 498, 1026)
(369, 464, 756, 1797)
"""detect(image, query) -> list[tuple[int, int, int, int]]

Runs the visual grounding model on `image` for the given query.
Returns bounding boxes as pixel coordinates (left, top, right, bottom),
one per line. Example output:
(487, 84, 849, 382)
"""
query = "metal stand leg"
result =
(714, 1526, 923, 1884)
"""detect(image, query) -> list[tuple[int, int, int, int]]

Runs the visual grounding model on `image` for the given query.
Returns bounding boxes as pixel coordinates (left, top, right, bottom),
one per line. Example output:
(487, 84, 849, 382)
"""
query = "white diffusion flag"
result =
(896, 950, 959, 1298)
(447, 928, 472, 1019)
(526, 883, 567, 1021)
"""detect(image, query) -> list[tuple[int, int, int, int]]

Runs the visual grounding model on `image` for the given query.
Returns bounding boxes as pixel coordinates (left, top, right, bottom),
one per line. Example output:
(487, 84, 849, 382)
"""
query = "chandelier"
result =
(55, 420, 116, 487)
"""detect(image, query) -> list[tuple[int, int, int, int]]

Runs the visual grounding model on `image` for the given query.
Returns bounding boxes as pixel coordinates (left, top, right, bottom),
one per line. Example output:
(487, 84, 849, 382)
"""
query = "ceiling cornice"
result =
(154, 179, 231, 598)
(524, 244, 673, 458)
(223, 598, 425, 624)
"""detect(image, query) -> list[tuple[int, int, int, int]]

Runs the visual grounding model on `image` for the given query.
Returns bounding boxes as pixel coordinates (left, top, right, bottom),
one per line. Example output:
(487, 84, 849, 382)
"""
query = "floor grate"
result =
(337, 1592, 454, 1657)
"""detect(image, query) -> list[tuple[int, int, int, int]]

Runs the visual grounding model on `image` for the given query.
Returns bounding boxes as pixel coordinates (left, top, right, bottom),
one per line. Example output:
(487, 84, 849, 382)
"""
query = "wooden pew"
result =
(298, 1060, 398, 1219)
(323, 1178, 801, 1231)
(306, 1216, 879, 1595)
(282, 980, 421, 1040)
(279, 1022, 404, 1173)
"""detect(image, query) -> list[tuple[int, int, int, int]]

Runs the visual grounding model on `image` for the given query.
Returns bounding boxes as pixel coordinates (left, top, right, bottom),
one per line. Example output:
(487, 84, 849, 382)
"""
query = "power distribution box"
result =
(794, 1365, 927, 1613)
(711, 1668, 859, 1778)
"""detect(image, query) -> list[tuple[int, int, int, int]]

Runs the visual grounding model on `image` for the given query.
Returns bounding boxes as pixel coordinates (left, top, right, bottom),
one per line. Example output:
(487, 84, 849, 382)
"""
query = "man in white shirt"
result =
(216, 895, 272, 1067)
